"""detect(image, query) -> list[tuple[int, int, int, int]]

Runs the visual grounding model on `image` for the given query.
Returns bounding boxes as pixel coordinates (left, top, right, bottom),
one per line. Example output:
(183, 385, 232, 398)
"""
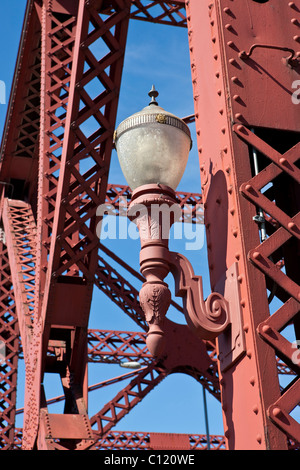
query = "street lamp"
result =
(114, 87, 229, 357)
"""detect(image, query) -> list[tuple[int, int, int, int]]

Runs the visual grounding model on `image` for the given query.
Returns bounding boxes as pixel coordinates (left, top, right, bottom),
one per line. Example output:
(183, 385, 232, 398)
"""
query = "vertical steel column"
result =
(0, 243, 18, 449)
(186, 0, 299, 449)
(34, 0, 131, 449)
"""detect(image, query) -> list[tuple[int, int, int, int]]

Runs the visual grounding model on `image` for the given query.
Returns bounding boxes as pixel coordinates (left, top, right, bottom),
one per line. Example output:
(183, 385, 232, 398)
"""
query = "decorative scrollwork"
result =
(205, 292, 228, 324)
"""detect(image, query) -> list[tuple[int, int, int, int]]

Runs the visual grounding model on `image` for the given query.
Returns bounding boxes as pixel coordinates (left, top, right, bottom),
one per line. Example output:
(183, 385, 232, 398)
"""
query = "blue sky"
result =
(0, 1, 225, 440)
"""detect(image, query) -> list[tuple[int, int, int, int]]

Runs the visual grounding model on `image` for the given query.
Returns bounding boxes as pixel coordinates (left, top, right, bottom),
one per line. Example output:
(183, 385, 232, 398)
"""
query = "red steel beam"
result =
(0, 244, 19, 450)
(0, 0, 132, 450)
(187, 0, 299, 450)
(94, 430, 226, 450)
(0, 0, 40, 201)
(129, 0, 187, 27)
(87, 329, 152, 365)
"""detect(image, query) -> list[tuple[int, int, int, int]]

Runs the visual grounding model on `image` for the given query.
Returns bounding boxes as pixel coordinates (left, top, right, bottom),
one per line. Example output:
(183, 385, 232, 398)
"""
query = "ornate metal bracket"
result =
(128, 184, 230, 357)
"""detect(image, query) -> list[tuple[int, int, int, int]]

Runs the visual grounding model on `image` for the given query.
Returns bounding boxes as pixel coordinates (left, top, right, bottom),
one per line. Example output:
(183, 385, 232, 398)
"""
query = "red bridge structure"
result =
(0, 0, 299, 450)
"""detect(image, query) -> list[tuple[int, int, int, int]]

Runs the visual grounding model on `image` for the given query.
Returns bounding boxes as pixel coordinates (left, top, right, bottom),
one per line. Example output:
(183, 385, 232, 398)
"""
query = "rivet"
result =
(250, 376, 255, 386)
(225, 166, 230, 173)
(227, 40, 235, 47)
(235, 113, 242, 120)
(253, 405, 259, 415)
(243, 323, 249, 332)
(235, 252, 240, 260)
(288, 221, 296, 230)
(291, 18, 299, 25)
(288, 2, 295, 7)
(217, 89, 222, 96)
(233, 94, 240, 101)
(233, 229, 238, 237)
(237, 274, 242, 282)
(247, 349, 252, 358)
(229, 58, 238, 66)
(252, 251, 261, 260)
(272, 406, 282, 418)
(256, 434, 262, 444)
(293, 35, 300, 42)
(214, 54, 218, 60)
(240, 299, 245, 307)
(231, 76, 239, 83)
(221, 127, 226, 134)
(261, 324, 272, 335)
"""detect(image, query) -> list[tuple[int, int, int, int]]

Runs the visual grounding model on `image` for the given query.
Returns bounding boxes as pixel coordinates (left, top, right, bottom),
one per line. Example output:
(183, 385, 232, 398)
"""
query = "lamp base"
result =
(128, 184, 178, 357)
(128, 183, 230, 358)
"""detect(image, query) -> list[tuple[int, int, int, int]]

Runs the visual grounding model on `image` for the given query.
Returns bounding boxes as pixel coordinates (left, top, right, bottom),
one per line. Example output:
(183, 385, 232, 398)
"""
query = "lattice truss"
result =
(0, 0, 221, 450)
(0, 0, 299, 451)
(235, 125, 300, 444)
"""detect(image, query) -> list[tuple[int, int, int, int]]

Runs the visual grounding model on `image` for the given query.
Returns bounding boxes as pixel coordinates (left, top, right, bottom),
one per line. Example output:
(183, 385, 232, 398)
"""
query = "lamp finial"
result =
(148, 85, 159, 106)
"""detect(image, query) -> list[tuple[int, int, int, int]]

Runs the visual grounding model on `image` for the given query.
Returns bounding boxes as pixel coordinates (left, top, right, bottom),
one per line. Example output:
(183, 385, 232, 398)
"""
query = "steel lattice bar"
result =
(11, 428, 227, 450)
(95, 254, 147, 329)
(93, 430, 226, 450)
(89, 362, 168, 438)
(105, 183, 203, 223)
(87, 329, 152, 364)
(235, 126, 300, 444)
(0, 243, 19, 450)
(1, 199, 43, 449)
(0, 0, 40, 168)
(129, 1, 186, 27)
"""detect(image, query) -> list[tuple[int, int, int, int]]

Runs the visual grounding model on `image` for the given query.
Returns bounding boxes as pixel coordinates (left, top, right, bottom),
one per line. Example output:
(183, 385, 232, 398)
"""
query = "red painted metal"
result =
(0, 0, 299, 451)
(187, 0, 299, 450)
(11, 428, 227, 450)
(0, 243, 19, 450)
(129, 1, 187, 27)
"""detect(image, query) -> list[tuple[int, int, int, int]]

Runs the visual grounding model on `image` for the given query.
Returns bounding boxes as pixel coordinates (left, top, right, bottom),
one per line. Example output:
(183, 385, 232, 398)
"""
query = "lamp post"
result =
(114, 87, 230, 357)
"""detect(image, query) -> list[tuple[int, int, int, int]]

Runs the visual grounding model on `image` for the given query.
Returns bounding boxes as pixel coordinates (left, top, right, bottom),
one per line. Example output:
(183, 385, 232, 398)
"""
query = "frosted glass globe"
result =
(114, 93, 192, 191)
